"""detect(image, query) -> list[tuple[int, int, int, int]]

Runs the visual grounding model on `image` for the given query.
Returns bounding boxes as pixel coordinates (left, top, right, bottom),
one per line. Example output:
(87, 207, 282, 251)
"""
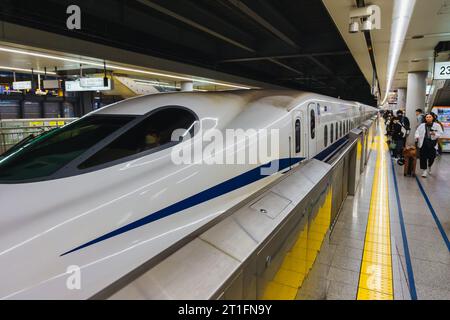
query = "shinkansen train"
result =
(0, 90, 377, 299)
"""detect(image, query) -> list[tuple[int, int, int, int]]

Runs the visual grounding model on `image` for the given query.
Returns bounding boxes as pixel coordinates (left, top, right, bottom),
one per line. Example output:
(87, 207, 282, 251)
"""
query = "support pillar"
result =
(405, 71, 427, 145)
(397, 88, 406, 111)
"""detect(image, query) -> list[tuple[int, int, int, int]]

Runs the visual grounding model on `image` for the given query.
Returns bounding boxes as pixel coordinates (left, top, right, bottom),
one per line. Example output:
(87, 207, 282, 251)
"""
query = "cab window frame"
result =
(0, 105, 198, 184)
(74, 105, 198, 173)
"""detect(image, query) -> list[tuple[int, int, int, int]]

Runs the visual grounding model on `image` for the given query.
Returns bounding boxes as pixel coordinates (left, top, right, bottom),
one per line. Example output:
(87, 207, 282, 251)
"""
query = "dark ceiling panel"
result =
(0, 0, 376, 105)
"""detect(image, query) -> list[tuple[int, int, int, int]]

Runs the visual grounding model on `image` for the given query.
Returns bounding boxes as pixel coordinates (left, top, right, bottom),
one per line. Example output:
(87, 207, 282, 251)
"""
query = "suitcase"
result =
(403, 146, 417, 177)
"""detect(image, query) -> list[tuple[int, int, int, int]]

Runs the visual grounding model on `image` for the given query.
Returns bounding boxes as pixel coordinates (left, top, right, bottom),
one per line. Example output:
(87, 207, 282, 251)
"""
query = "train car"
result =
(0, 90, 377, 299)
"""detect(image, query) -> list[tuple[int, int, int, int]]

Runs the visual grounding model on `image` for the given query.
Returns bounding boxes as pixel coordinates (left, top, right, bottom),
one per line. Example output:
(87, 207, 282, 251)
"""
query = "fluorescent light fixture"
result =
(133, 81, 207, 92)
(0, 46, 252, 90)
(380, 0, 416, 106)
(0, 65, 56, 75)
(409, 32, 450, 40)
(133, 79, 170, 85)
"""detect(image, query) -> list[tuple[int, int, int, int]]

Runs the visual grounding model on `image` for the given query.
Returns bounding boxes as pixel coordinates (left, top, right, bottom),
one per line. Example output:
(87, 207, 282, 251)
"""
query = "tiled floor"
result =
(325, 123, 450, 300)
(392, 152, 450, 299)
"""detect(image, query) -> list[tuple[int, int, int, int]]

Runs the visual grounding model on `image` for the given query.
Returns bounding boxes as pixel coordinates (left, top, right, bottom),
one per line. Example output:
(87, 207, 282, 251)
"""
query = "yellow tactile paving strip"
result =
(262, 187, 332, 300)
(357, 123, 393, 300)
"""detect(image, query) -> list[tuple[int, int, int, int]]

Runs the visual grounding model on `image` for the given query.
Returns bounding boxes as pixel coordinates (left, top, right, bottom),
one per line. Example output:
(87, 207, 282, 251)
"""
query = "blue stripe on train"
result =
(314, 136, 349, 161)
(61, 157, 304, 256)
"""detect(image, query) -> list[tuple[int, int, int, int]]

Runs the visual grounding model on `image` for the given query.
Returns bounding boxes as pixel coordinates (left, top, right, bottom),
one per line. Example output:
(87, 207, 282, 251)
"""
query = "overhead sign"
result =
(13, 81, 32, 90)
(80, 77, 107, 88)
(65, 78, 112, 92)
(434, 62, 450, 80)
(43, 79, 60, 89)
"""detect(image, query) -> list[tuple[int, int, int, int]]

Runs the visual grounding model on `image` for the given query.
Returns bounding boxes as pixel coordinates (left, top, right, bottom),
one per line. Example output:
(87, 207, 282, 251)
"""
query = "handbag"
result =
(389, 141, 397, 150)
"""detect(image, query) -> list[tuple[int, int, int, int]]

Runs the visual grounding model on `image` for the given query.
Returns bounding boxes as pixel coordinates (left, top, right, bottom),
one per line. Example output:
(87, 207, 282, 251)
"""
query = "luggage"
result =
(403, 146, 417, 177)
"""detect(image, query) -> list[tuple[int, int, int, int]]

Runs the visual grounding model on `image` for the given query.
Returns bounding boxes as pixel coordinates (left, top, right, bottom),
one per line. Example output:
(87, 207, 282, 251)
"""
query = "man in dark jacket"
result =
(391, 116, 405, 159)
(396, 110, 410, 134)
(394, 110, 410, 161)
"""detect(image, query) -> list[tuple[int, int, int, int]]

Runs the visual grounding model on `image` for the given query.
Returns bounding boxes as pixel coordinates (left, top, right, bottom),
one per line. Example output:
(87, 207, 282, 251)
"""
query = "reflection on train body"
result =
(262, 186, 332, 300)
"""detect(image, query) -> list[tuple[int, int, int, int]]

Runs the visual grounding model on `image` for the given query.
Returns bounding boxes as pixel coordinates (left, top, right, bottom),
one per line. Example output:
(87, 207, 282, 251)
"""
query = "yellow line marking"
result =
(357, 122, 394, 300)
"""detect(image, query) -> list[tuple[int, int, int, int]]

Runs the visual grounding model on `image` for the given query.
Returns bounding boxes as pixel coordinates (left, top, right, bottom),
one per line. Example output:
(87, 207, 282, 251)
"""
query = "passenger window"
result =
(295, 119, 301, 153)
(335, 122, 338, 139)
(330, 123, 334, 143)
(310, 109, 316, 139)
(340, 121, 343, 137)
(0, 115, 134, 182)
(324, 125, 328, 147)
(78, 107, 197, 169)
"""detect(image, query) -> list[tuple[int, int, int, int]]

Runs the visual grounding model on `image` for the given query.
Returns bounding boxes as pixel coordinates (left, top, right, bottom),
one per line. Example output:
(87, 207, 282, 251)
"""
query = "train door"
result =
(292, 110, 304, 164)
(308, 103, 317, 157)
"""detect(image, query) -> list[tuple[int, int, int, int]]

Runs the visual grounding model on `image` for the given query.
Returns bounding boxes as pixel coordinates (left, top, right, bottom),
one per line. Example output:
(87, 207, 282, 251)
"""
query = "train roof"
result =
(92, 89, 373, 116)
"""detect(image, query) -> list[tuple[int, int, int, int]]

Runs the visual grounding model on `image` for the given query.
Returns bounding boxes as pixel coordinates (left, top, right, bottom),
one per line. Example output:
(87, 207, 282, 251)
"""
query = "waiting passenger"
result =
(396, 110, 410, 136)
(431, 112, 445, 156)
(390, 116, 407, 160)
(143, 130, 161, 151)
(416, 108, 425, 124)
(415, 114, 443, 177)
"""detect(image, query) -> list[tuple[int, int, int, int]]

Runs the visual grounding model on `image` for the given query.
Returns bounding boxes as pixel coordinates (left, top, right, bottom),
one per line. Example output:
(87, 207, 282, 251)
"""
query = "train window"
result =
(340, 121, 343, 137)
(324, 125, 328, 147)
(330, 123, 334, 143)
(79, 107, 197, 169)
(310, 109, 316, 139)
(335, 122, 338, 140)
(295, 119, 301, 153)
(0, 115, 134, 182)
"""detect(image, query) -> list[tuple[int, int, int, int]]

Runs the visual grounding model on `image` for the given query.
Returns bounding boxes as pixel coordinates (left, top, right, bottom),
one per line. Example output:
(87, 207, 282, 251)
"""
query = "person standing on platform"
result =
(416, 108, 425, 124)
(391, 116, 406, 159)
(396, 110, 410, 137)
(430, 112, 445, 156)
(415, 114, 443, 177)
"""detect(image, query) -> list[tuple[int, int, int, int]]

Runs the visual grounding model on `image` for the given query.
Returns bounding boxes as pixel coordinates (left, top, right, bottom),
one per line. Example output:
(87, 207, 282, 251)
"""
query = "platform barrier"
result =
(0, 118, 77, 154)
(97, 117, 378, 300)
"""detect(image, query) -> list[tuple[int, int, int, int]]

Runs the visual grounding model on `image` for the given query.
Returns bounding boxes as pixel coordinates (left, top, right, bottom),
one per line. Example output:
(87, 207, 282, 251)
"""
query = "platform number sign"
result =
(434, 62, 450, 80)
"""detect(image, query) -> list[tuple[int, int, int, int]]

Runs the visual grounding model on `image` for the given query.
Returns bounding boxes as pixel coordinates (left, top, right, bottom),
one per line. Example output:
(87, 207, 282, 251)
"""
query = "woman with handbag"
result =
(415, 114, 443, 177)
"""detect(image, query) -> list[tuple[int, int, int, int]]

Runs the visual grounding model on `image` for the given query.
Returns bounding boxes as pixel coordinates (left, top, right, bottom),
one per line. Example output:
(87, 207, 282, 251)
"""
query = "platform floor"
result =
(325, 122, 450, 300)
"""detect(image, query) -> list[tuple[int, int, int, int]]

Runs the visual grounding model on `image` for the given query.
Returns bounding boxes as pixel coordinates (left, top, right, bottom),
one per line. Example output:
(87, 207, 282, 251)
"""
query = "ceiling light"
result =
(0, 46, 252, 90)
(361, 19, 373, 32)
(349, 21, 359, 33)
(0, 65, 56, 75)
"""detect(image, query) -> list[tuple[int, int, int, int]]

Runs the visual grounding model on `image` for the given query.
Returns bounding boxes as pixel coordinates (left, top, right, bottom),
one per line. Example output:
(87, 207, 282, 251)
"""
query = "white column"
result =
(181, 81, 193, 92)
(397, 88, 406, 111)
(405, 71, 427, 145)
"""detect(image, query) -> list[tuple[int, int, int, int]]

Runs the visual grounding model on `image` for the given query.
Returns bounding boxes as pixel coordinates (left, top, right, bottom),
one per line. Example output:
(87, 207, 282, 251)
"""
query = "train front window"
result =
(78, 107, 197, 169)
(0, 115, 134, 182)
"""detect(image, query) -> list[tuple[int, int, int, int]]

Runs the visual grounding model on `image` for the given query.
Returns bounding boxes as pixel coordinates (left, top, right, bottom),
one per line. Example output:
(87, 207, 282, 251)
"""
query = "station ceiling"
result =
(0, 0, 376, 105)
(324, 0, 450, 101)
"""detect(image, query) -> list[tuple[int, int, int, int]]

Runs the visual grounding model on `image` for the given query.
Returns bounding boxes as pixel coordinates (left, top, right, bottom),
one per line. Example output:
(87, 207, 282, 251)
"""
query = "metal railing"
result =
(0, 118, 77, 155)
